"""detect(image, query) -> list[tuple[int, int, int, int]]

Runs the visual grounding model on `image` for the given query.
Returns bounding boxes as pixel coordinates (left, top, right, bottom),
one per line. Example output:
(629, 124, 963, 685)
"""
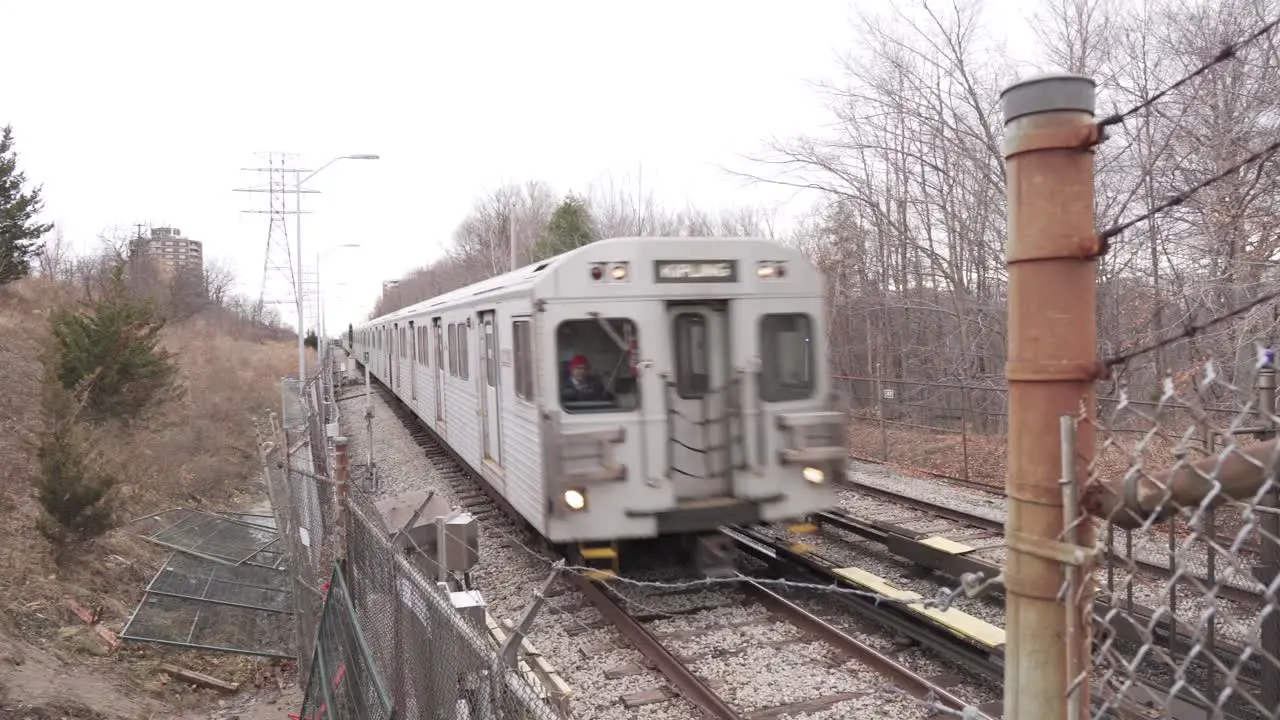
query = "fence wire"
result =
(299, 562, 393, 720)
(1073, 351, 1280, 719)
(344, 490, 560, 720)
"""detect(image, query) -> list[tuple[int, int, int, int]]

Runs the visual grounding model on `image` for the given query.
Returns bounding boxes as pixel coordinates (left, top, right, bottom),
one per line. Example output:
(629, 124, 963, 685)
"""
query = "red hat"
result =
(569, 355, 589, 370)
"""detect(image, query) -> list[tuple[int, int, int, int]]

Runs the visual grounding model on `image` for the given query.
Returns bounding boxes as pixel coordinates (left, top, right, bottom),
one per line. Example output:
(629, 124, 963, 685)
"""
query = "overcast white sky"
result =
(3, 0, 1038, 333)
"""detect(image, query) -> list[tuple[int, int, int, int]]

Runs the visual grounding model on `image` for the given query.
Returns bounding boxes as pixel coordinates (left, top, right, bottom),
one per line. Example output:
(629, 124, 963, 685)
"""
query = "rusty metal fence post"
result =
(1000, 74, 1099, 719)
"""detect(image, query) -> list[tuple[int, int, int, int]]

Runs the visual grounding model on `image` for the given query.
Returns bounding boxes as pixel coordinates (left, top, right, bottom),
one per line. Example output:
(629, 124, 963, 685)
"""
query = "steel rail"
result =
(738, 576, 992, 719)
(842, 478, 1262, 604)
(567, 573, 744, 720)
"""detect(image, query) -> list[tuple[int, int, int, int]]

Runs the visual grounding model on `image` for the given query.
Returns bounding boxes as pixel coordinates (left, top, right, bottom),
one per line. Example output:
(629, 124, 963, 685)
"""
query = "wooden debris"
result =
(158, 663, 241, 693)
(64, 597, 119, 651)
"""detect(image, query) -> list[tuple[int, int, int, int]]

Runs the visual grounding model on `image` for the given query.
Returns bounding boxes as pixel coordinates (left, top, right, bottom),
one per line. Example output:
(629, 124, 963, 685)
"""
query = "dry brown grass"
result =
(0, 276, 303, 714)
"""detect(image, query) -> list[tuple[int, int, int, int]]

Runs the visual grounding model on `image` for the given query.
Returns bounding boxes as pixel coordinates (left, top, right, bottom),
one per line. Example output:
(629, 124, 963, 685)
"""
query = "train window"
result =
(458, 323, 470, 380)
(484, 320, 496, 388)
(673, 313, 710, 399)
(760, 314, 815, 402)
(434, 322, 444, 370)
(448, 324, 458, 376)
(512, 319, 533, 401)
(556, 318, 639, 414)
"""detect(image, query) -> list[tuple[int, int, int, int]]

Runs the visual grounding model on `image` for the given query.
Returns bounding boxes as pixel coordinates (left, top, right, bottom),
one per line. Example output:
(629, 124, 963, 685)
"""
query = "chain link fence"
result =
(1073, 354, 1280, 719)
(266, 368, 561, 720)
(345, 493, 558, 720)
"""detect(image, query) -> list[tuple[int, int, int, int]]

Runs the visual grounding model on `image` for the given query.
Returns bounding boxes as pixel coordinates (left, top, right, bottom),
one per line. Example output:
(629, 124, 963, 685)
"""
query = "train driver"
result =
(561, 354, 611, 404)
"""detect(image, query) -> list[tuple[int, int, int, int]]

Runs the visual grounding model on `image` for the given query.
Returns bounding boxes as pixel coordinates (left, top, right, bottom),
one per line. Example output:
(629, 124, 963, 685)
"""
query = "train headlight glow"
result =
(610, 263, 629, 280)
(756, 264, 777, 278)
(802, 467, 825, 484)
(563, 489, 587, 510)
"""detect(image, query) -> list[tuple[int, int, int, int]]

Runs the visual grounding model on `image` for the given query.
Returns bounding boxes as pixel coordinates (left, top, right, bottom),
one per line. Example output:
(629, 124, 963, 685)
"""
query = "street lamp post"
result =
(294, 154, 379, 385)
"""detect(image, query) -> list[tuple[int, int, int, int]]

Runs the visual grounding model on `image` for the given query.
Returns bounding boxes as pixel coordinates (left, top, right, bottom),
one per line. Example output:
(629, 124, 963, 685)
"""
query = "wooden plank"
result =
(158, 663, 240, 693)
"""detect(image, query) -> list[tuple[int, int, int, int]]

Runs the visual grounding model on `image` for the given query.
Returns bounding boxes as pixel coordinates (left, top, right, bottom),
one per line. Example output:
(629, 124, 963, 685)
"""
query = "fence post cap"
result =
(1001, 73, 1096, 123)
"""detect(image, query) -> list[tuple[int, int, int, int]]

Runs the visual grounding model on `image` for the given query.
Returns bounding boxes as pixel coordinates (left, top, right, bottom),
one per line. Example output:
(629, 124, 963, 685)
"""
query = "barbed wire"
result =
(1098, 136, 1280, 242)
(1097, 15, 1280, 131)
(1101, 285, 1280, 369)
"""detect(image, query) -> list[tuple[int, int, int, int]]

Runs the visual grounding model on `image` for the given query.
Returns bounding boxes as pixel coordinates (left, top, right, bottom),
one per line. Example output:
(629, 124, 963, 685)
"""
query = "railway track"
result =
(349, 365, 1259, 720)
(829, 477, 1267, 719)
(841, 477, 1263, 604)
(363, 378, 996, 719)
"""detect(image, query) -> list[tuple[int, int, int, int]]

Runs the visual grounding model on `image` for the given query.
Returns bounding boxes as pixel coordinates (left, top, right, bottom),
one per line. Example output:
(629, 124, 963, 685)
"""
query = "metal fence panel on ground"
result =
(120, 550, 296, 658)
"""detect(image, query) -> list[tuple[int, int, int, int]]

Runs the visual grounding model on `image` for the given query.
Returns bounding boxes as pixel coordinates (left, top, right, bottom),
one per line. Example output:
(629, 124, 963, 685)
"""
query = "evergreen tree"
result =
(533, 194, 597, 259)
(33, 381, 118, 550)
(304, 329, 318, 350)
(49, 263, 182, 424)
(0, 125, 53, 284)
(348, 323, 354, 348)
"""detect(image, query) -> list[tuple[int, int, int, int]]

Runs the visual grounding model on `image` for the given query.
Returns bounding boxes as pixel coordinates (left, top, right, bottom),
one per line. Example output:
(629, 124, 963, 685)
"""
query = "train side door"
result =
(409, 320, 418, 402)
(433, 318, 446, 424)
(478, 310, 503, 466)
(666, 303, 732, 500)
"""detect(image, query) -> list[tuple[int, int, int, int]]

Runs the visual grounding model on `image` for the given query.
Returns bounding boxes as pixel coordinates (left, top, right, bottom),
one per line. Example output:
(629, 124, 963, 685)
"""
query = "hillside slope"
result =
(0, 277, 304, 718)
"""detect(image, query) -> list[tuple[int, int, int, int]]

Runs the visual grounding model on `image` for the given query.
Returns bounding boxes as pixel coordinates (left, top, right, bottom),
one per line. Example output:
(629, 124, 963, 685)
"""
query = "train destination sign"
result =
(654, 260, 738, 283)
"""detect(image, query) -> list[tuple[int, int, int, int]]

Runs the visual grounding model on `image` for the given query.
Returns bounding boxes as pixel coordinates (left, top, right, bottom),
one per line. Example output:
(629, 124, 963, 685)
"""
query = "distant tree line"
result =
(369, 178, 778, 318)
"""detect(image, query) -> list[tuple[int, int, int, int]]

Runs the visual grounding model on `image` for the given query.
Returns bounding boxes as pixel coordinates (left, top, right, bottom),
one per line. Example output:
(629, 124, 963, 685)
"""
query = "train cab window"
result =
(673, 313, 710, 399)
(760, 314, 815, 402)
(556, 318, 639, 413)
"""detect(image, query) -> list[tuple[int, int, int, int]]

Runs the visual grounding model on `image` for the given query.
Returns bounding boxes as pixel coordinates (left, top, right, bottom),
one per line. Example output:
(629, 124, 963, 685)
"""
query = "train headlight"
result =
(610, 263, 629, 280)
(802, 467, 825, 484)
(756, 261, 786, 278)
(563, 489, 587, 510)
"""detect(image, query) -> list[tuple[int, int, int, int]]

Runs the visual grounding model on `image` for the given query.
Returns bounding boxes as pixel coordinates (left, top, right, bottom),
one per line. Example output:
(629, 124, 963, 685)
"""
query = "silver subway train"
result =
(349, 236, 847, 574)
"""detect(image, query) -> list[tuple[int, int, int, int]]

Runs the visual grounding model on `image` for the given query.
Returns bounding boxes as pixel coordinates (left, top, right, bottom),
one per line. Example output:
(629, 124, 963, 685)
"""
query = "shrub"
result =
(49, 264, 181, 424)
(32, 382, 117, 552)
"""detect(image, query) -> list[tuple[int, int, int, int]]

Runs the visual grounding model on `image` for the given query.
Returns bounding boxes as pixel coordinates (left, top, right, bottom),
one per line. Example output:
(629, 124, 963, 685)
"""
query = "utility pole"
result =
(234, 152, 318, 385)
(509, 209, 518, 271)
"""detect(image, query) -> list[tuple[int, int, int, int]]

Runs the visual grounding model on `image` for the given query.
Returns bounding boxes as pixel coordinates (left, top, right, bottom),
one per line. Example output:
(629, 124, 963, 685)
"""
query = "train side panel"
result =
(494, 299, 546, 536)
(439, 310, 477, 478)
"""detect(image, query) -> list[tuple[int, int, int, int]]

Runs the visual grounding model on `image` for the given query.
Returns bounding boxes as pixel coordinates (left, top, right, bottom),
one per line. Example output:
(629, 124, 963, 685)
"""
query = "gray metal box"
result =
(442, 514, 480, 572)
(374, 490, 451, 554)
(449, 589, 487, 630)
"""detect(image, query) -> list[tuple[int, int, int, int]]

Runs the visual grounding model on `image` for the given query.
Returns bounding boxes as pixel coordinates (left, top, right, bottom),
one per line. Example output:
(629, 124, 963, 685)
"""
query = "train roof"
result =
(360, 235, 804, 327)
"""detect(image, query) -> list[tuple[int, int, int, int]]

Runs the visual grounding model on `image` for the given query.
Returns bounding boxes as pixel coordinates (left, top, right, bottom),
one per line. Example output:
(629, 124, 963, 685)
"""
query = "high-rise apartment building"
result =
(137, 227, 204, 277)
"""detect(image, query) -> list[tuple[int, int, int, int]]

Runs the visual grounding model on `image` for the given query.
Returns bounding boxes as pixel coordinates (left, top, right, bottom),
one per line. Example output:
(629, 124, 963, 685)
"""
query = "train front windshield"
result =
(557, 317, 639, 413)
